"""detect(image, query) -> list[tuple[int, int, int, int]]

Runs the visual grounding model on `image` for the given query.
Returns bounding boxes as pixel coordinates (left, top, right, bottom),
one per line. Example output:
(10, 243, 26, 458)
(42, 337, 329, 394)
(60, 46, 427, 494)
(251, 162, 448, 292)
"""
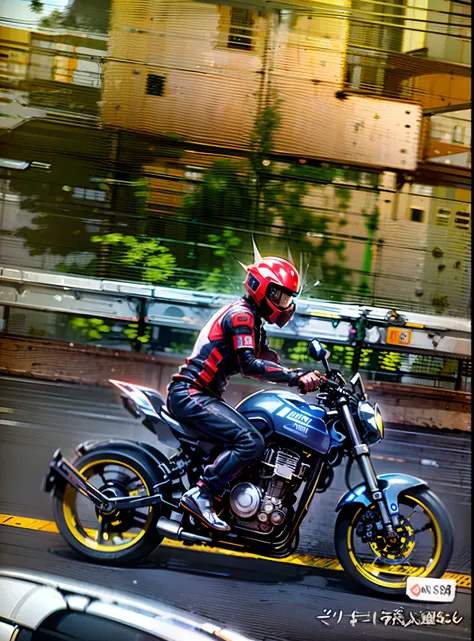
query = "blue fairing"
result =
(237, 390, 331, 455)
(336, 473, 428, 514)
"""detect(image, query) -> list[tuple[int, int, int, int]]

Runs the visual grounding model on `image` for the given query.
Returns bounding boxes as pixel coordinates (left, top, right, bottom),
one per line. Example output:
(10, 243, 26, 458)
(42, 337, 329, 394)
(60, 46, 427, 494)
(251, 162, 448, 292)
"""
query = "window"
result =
(35, 612, 166, 641)
(72, 188, 106, 202)
(410, 207, 424, 223)
(452, 125, 466, 144)
(454, 211, 470, 230)
(436, 209, 450, 226)
(411, 184, 433, 197)
(349, 0, 405, 52)
(228, 8, 255, 50)
(219, 6, 257, 52)
(146, 74, 166, 96)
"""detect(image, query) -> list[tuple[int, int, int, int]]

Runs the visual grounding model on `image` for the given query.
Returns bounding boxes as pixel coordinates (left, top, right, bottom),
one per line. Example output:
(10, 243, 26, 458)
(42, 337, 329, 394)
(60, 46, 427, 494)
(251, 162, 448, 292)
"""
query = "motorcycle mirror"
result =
(308, 339, 329, 361)
(308, 339, 331, 373)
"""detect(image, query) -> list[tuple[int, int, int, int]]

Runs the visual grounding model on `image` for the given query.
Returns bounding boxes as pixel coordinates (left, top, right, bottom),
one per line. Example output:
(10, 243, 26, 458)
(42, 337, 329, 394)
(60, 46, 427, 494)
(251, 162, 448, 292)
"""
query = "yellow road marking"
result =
(0, 407, 13, 414)
(0, 513, 470, 589)
(372, 455, 407, 463)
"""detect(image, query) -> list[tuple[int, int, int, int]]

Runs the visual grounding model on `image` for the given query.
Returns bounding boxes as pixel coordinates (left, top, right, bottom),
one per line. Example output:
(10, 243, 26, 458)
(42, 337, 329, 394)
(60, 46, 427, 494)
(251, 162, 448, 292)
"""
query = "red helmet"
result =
(244, 257, 300, 327)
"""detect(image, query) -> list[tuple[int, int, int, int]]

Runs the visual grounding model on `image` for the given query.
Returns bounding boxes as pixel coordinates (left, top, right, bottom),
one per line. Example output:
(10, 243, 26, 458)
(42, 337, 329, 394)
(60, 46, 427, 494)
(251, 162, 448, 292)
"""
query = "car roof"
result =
(0, 569, 254, 641)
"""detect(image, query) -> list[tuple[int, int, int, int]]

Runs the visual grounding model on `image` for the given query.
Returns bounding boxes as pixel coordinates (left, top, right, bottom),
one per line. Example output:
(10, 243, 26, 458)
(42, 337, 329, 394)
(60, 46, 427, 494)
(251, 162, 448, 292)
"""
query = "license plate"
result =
(406, 576, 456, 602)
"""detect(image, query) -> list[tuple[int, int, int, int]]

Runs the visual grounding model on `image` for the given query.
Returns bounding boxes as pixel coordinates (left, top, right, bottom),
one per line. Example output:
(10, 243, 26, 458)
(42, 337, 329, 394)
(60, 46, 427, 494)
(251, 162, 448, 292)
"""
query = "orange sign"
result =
(386, 327, 412, 346)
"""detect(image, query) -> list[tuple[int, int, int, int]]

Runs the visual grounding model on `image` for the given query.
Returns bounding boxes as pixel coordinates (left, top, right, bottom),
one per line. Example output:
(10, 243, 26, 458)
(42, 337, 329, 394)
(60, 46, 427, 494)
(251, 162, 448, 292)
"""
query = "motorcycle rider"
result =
(167, 252, 322, 532)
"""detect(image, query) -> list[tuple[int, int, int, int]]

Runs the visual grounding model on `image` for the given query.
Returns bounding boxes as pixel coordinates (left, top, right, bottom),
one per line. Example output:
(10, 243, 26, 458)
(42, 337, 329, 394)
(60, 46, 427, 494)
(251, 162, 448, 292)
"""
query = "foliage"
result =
(250, 95, 282, 167)
(248, 93, 283, 228)
(267, 336, 284, 351)
(40, 0, 111, 33)
(181, 160, 252, 227)
(70, 317, 150, 347)
(432, 294, 449, 313)
(40, 9, 63, 27)
(197, 229, 243, 293)
(287, 341, 311, 364)
(362, 205, 381, 234)
(378, 351, 403, 373)
(124, 323, 151, 345)
(30, 0, 44, 14)
(91, 234, 176, 283)
(70, 317, 111, 341)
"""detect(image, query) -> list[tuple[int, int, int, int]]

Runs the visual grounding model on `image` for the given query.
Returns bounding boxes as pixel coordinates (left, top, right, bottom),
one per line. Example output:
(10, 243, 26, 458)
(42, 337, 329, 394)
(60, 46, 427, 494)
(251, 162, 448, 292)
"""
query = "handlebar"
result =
(298, 373, 341, 395)
(320, 376, 340, 390)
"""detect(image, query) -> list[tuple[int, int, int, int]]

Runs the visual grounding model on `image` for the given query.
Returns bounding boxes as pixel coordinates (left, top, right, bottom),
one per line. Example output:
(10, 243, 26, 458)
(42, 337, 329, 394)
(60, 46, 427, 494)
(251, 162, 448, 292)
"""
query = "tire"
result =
(334, 487, 454, 596)
(53, 449, 171, 566)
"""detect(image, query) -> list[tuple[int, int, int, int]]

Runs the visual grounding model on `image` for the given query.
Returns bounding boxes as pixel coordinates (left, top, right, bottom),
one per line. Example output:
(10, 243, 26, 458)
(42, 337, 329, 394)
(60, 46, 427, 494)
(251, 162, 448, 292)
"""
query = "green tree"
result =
(197, 230, 243, 294)
(266, 164, 353, 300)
(91, 234, 176, 284)
(249, 93, 282, 228)
(39, 0, 111, 33)
(181, 159, 252, 229)
(30, 0, 44, 14)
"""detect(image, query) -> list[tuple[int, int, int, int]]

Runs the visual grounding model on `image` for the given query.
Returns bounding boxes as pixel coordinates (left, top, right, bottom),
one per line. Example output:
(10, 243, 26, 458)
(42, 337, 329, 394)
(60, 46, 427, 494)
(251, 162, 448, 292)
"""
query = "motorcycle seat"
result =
(160, 408, 213, 442)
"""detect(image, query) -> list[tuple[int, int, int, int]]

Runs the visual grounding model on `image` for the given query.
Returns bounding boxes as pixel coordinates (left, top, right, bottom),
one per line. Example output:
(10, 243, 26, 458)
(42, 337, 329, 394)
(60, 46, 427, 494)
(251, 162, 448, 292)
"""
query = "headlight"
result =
(357, 401, 384, 444)
(374, 403, 384, 439)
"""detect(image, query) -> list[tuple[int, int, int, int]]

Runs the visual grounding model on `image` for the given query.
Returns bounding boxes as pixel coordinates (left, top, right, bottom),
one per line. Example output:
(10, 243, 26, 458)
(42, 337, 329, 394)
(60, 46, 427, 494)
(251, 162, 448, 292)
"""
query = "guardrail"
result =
(0, 265, 470, 357)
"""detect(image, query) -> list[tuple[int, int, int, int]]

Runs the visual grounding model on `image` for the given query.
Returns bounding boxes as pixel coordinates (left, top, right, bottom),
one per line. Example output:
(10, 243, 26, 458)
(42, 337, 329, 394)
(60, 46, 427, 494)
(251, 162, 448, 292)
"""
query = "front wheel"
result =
(53, 450, 170, 565)
(334, 487, 454, 595)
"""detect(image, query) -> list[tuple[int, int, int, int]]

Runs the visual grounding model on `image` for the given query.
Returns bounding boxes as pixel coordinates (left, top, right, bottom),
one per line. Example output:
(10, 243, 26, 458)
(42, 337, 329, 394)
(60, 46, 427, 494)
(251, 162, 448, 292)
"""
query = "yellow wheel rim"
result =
(346, 494, 443, 589)
(62, 459, 153, 553)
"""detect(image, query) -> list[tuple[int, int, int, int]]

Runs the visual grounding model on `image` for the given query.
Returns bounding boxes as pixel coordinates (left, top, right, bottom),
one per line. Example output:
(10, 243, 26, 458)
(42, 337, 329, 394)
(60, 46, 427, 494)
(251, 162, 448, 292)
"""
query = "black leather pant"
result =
(167, 382, 265, 495)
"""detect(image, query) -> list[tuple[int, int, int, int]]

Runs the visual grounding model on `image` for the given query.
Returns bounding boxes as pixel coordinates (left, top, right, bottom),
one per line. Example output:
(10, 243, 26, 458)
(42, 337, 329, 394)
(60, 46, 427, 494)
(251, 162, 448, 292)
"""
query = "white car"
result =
(0, 569, 254, 641)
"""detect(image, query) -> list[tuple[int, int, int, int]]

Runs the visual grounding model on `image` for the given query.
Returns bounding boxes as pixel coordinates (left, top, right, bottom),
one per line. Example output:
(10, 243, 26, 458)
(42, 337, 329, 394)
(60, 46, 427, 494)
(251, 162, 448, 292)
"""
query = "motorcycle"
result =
(43, 339, 454, 595)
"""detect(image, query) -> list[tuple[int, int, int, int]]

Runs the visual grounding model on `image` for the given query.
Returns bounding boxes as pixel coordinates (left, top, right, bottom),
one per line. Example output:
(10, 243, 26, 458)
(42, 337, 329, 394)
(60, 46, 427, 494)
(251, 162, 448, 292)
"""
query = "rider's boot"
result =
(180, 483, 230, 532)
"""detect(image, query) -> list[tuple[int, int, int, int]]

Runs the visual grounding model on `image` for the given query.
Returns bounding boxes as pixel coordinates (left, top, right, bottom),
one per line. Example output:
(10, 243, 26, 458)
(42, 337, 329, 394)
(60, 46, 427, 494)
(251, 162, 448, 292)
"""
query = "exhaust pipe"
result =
(157, 517, 213, 544)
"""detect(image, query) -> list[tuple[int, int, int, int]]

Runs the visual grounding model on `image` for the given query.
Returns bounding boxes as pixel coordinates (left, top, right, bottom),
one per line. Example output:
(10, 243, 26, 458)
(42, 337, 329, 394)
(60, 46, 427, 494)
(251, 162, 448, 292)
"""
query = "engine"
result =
(229, 445, 309, 533)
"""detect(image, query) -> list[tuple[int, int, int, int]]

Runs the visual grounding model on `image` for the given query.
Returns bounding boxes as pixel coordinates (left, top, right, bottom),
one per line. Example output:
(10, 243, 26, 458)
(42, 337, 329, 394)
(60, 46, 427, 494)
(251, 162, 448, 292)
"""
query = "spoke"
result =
(132, 513, 149, 529)
(132, 511, 148, 523)
(99, 471, 108, 485)
(97, 518, 106, 544)
(406, 505, 422, 521)
(126, 476, 143, 489)
(414, 522, 433, 535)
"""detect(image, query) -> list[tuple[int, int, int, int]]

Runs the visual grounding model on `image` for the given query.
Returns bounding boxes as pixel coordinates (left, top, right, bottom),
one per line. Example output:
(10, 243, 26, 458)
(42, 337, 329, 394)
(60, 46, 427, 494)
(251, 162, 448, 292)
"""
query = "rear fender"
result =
(336, 473, 428, 515)
(74, 439, 174, 486)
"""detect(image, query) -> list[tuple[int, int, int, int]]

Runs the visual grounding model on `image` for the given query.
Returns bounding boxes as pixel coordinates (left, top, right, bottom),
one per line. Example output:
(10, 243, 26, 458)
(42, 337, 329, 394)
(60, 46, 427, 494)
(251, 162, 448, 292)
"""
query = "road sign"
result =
(386, 327, 412, 346)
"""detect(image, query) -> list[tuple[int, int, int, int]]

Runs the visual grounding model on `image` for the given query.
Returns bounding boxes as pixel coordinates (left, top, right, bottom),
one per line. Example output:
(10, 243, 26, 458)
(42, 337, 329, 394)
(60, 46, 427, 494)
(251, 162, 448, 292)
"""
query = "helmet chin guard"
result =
(244, 256, 300, 327)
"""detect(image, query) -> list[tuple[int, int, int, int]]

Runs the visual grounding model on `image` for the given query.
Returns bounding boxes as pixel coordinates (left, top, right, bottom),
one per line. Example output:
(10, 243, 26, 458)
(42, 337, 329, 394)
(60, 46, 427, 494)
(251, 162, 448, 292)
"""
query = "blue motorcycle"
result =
(44, 339, 454, 595)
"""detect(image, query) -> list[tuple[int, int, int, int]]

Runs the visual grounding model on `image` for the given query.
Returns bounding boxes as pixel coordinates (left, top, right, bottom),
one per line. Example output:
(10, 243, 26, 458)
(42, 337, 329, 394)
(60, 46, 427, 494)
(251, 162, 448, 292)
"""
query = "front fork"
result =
(337, 399, 399, 541)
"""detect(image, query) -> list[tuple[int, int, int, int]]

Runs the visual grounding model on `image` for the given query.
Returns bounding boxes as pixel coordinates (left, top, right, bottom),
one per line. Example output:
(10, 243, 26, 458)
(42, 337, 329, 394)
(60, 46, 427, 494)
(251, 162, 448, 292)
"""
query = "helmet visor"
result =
(267, 285, 294, 309)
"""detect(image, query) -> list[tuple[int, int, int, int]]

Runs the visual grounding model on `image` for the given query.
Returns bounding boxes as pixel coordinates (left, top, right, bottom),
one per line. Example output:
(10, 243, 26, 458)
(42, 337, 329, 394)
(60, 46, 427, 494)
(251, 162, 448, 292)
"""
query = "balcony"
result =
(345, 48, 470, 112)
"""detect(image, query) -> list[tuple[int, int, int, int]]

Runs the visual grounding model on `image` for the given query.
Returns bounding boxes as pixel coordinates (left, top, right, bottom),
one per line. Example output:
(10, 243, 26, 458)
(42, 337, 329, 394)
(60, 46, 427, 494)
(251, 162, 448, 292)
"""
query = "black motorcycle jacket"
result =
(172, 297, 303, 396)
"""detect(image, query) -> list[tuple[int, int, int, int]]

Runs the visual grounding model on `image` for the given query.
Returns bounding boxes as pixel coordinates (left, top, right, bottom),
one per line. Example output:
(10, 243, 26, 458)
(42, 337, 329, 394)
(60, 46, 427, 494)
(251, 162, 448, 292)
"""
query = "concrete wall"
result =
(0, 336, 470, 431)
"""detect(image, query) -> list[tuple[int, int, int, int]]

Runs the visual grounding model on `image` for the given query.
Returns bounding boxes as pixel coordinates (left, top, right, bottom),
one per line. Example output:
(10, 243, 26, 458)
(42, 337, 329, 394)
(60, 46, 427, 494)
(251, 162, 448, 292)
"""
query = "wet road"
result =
(0, 375, 471, 641)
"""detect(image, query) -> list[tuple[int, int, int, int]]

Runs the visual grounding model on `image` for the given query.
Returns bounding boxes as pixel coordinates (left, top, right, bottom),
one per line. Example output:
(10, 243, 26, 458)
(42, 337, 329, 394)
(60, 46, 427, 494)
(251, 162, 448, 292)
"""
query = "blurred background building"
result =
(0, 0, 471, 389)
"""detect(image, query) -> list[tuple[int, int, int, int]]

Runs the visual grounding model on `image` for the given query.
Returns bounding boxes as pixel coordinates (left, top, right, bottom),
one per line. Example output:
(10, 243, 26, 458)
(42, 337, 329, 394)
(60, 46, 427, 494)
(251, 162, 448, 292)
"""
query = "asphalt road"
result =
(0, 375, 471, 641)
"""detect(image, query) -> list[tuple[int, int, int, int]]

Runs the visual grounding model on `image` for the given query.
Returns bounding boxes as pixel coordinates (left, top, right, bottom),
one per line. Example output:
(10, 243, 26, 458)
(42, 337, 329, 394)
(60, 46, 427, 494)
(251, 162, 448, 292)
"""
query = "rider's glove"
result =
(297, 370, 322, 394)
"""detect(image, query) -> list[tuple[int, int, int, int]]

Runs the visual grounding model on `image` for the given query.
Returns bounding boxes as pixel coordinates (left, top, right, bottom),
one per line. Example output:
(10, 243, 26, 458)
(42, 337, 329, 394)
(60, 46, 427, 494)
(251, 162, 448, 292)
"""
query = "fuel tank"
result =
(237, 390, 330, 455)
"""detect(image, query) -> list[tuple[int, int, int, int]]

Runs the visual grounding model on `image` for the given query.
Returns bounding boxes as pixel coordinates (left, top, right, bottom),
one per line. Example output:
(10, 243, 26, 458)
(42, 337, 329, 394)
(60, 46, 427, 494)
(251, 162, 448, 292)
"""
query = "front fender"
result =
(336, 473, 428, 515)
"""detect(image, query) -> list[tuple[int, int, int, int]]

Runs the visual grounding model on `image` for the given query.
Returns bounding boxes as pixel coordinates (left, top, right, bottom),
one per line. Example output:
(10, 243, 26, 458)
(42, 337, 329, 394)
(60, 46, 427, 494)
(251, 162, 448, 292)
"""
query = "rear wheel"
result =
(53, 450, 170, 565)
(334, 487, 454, 595)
